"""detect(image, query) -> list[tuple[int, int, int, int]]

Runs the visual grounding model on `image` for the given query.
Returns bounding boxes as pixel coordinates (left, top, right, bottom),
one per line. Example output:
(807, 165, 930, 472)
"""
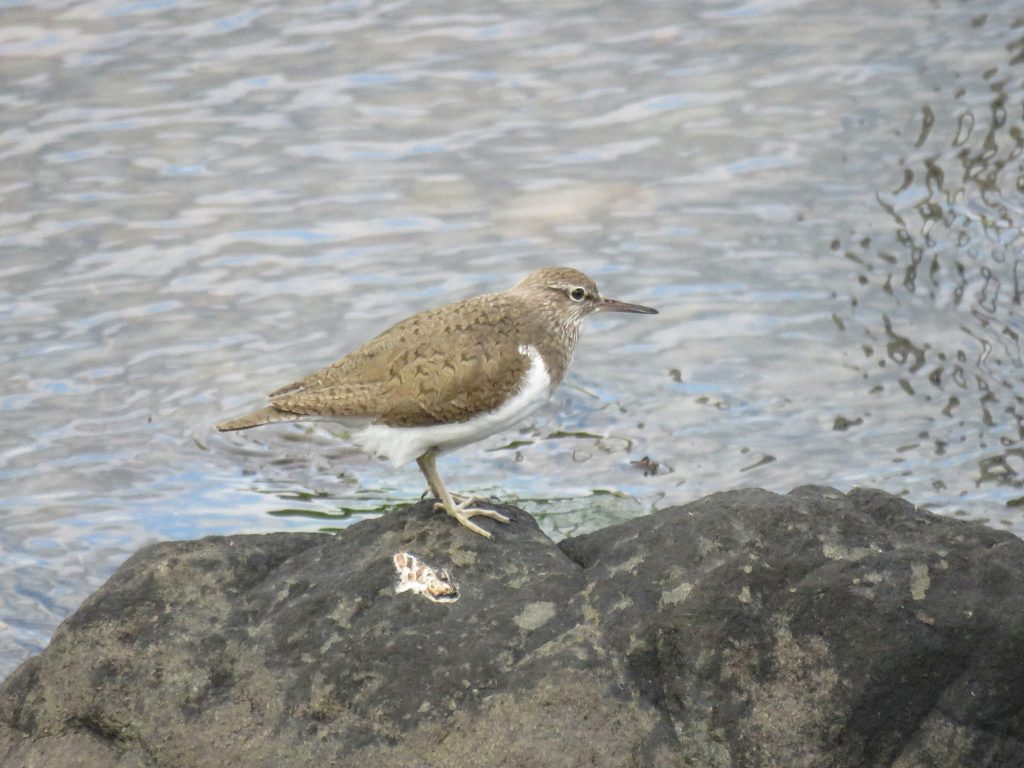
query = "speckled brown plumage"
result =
(272, 293, 555, 426)
(219, 267, 599, 430)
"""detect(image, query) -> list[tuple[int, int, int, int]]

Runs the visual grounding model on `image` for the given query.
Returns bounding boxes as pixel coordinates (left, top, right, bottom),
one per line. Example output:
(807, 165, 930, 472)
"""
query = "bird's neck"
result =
(529, 307, 583, 391)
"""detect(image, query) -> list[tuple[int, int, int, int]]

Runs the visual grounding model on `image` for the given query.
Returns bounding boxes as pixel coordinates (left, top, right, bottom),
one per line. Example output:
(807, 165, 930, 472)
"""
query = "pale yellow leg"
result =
(416, 451, 510, 539)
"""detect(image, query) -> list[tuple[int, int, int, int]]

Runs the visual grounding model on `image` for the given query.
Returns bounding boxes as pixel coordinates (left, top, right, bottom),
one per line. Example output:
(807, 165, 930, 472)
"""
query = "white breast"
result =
(350, 344, 552, 467)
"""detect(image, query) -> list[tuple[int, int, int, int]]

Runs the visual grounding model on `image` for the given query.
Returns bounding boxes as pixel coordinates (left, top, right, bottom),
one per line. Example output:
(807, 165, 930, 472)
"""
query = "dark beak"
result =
(597, 296, 658, 315)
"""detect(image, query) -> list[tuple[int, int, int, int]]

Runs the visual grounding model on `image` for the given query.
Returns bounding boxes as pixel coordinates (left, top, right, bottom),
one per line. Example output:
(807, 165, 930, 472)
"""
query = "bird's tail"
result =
(216, 406, 295, 431)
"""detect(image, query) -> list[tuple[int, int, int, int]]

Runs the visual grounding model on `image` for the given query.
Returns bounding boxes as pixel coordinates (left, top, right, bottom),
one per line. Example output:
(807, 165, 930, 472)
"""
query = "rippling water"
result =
(2, 0, 1023, 675)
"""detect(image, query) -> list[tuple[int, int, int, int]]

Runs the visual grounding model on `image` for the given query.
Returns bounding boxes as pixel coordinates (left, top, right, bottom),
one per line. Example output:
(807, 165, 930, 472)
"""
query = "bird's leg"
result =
(415, 450, 510, 539)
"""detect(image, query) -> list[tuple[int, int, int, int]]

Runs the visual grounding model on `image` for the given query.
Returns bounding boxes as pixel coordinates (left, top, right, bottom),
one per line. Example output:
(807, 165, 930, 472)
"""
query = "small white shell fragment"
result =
(392, 552, 459, 604)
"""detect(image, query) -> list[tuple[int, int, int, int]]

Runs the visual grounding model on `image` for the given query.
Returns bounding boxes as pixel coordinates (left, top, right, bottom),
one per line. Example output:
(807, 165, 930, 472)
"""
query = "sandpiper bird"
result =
(217, 267, 657, 538)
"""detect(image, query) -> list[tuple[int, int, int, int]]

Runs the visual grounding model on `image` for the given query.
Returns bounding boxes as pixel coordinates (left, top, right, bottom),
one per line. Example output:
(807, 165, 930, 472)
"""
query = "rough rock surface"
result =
(2, 486, 1023, 767)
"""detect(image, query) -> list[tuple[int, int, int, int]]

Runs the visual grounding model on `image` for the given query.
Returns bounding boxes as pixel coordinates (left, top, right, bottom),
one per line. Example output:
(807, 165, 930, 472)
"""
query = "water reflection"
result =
(838, 14, 1024, 505)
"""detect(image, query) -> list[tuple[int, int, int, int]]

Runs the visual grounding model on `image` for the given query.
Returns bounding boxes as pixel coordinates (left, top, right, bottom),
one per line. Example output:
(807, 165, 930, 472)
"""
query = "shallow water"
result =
(2, 0, 1024, 675)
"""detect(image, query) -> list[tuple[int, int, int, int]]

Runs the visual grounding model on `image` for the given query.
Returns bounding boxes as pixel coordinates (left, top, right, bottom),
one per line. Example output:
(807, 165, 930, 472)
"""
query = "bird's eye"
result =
(569, 287, 587, 301)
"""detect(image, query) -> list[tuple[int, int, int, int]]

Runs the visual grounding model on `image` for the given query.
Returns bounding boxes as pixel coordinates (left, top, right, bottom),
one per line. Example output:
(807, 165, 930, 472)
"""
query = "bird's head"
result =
(513, 266, 658, 324)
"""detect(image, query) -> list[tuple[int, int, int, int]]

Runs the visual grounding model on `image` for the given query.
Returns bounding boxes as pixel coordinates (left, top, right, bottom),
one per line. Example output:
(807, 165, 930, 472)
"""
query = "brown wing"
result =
(267, 293, 534, 427)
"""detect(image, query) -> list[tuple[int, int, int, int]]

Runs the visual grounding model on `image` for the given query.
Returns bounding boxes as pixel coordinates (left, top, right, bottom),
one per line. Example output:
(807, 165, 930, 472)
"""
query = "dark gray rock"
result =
(562, 486, 1024, 767)
(2, 487, 1023, 767)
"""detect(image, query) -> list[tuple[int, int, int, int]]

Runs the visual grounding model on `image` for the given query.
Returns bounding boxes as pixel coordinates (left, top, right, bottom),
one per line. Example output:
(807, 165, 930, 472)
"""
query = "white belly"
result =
(350, 344, 552, 467)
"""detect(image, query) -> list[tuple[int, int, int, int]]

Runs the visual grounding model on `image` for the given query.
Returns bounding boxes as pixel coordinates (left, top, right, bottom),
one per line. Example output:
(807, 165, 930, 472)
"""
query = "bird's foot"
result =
(422, 489, 492, 506)
(433, 496, 510, 539)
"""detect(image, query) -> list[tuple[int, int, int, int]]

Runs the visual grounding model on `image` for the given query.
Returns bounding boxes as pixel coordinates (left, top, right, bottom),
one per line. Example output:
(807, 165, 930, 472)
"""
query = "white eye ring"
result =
(569, 287, 586, 301)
